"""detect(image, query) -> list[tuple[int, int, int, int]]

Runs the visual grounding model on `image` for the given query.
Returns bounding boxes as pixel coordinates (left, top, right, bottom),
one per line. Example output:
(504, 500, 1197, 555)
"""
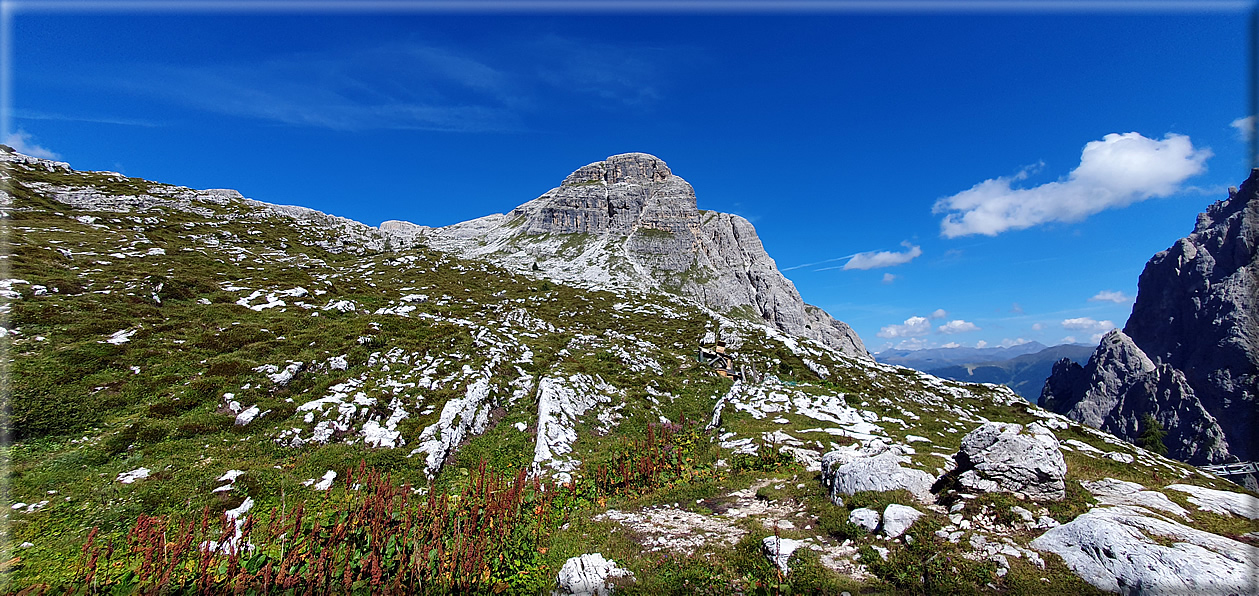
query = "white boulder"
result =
(955, 422, 1066, 501)
(849, 507, 880, 533)
(555, 553, 634, 595)
(881, 504, 923, 538)
(1030, 505, 1259, 595)
(821, 440, 935, 504)
(761, 536, 810, 575)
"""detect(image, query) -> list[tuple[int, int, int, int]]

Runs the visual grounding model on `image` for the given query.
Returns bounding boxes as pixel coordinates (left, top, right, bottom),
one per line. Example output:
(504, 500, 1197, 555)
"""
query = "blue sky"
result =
(6, 2, 1256, 353)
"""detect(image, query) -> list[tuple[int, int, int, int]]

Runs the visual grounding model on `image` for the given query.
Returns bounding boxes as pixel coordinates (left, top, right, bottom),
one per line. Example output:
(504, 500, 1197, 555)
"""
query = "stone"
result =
(1082, 478, 1190, 518)
(761, 536, 810, 575)
(881, 504, 922, 538)
(384, 153, 869, 359)
(1166, 484, 1259, 519)
(1041, 169, 1259, 463)
(1040, 331, 1231, 464)
(953, 422, 1067, 501)
(1030, 505, 1259, 595)
(555, 553, 634, 596)
(849, 508, 880, 533)
(821, 441, 935, 504)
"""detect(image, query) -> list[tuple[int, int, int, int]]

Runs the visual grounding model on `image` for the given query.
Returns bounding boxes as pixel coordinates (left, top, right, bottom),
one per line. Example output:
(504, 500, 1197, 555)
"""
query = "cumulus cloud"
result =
(938, 320, 981, 334)
(1062, 317, 1116, 340)
(999, 338, 1030, 348)
(975, 340, 988, 349)
(929, 309, 948, 319)
(877, 316, 931, 339)
(1232, 115, 1256, 141)
(1032, 322, 1046, 331)
(3, 130, 60, 159)
(881, 273, 896, 284)
(941, 342, 961, 348)
(1089, 290, 1133, 304)
(934, 132, 1211, 237)
(843, 241, 922, 270)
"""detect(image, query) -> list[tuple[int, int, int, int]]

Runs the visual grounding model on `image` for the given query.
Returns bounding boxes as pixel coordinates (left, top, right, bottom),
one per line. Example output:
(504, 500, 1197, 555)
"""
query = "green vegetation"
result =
(3, 157, 1252, 595)
(1138, 414, 1168, 456)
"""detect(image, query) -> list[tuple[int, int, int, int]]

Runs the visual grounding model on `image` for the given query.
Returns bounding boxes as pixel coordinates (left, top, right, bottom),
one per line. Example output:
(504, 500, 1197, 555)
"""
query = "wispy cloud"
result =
(13, 109, 162, 128)
(87, 37, 682, 133)
(782, 254, 857, 272)
(1232, 115, 1256, 142)
(3, 130, 60, 159)
(1089, 290, 1133, 304)
(881, 273, 896, 284)
(934, 132, 1211, 237)
(843, 241, 922, 270)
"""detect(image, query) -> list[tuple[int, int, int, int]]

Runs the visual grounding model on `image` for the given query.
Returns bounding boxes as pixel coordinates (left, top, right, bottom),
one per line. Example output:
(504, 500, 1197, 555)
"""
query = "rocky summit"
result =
(1041, 169, 1259, 465)
(381, 153, 868, 360)
(3, 145, 1257, 594)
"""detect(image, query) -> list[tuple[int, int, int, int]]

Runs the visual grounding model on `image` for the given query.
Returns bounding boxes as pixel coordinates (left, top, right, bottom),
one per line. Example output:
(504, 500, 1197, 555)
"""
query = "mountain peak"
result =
(561, 153, 673, 186)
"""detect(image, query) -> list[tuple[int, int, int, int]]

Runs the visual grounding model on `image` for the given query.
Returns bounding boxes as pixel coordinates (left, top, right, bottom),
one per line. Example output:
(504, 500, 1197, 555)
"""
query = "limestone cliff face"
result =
(1041, 168, 1259, 463)
(381, 153, 868, 359)
(1040, 331, 1230, 464)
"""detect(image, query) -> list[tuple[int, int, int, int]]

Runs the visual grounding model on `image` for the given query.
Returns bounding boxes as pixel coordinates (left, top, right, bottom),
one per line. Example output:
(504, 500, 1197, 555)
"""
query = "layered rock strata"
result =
(382, 153, 868, 359)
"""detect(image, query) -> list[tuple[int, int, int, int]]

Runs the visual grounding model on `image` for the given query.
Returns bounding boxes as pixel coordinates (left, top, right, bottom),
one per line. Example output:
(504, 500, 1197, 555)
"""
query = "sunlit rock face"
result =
(1041, 169, 1259, 463)
(384, 153, 869, 359)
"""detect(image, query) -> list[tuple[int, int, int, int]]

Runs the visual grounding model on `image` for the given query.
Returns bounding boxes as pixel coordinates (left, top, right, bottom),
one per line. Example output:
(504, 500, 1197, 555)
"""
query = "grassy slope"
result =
(1, 160, 1255, 593)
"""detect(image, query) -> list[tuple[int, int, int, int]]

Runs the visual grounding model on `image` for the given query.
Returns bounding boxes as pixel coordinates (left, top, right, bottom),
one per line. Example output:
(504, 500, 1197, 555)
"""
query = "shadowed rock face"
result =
(1041, 169, 1259, 463)
(384, 153, 868, 359)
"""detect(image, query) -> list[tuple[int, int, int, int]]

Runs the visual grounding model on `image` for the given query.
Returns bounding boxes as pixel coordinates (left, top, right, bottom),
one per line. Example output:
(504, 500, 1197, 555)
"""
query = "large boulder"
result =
(555, 553, 634, 596)
(1030, 505, 1259, 595)
(881, 504, 923, 539)
(821, 440, 935, 504)
(954, 422, 1067, 501)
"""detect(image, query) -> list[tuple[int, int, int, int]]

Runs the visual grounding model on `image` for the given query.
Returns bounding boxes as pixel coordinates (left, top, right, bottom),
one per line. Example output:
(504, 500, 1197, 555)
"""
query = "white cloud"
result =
(1061, 336, 1077, 344)
(934, 132, 1211, 237)
(1031, 322, 1045, 331)
(941, 342, 961, 348)
(937, 320, 980, 334)
(975, 340, 988, 349)
(999, 338, 1030, 348)
(881, 273, 896, 284)
(1062, 317, 1116, 335)
(877, 316, 932, 339)
(929, 309, 948, 319)
(1232, 115, 1256, 141)
(1089, 290, 1133, 304)
(843, 241, 923, 270)
(3, 130, 60, 159)
(1011, 302, 1024, 314)
(894, 338, 931, 350)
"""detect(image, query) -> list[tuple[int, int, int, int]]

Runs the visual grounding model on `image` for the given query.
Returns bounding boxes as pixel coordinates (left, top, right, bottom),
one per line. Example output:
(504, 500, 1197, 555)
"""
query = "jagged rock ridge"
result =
(1041, 168, 1259, 464)
(381, 153, 868, 359)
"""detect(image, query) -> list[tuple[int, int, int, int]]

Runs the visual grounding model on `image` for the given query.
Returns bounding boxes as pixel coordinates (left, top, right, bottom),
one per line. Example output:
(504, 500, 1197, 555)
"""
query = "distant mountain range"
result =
(876, 343, 1095, 401)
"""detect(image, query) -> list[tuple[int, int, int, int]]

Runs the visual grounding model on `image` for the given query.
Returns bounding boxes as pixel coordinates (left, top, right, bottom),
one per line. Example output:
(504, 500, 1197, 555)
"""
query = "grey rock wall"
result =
(1041, 169, 1259, 463)
(386, 153, 869, 360)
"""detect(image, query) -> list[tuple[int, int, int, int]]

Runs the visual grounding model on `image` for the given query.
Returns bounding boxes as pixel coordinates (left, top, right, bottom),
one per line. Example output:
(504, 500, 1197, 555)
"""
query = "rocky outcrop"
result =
(951, 422, 1066, 501)
(1041, 169, 1258, 462)
(381, 153, 868, 359)
(1040, 331, 1230, 464)
(1030, 505, 1259, 595)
